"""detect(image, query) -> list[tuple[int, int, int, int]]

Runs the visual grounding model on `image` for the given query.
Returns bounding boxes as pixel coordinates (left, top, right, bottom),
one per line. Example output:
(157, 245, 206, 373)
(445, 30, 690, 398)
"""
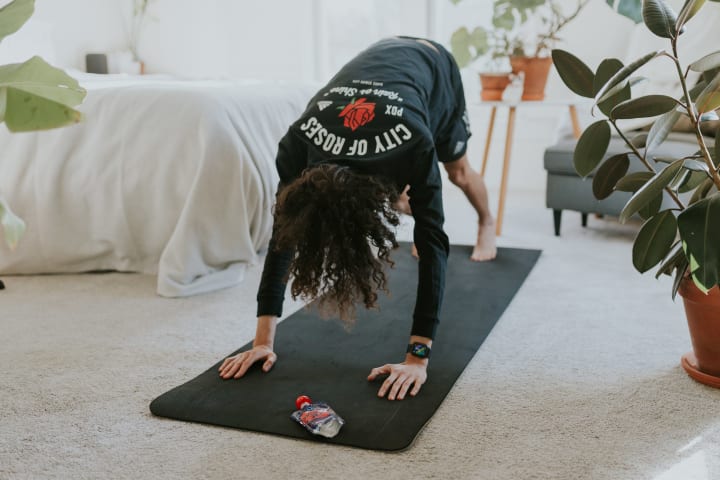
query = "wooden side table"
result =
(475, 99, 583, 235)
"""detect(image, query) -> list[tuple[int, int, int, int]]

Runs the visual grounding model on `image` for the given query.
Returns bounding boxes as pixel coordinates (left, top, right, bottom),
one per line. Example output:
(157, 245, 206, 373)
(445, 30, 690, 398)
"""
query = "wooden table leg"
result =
(480, 106, 497, 178)
(495, 106, 516, 236)
(569, 105, 582, 139)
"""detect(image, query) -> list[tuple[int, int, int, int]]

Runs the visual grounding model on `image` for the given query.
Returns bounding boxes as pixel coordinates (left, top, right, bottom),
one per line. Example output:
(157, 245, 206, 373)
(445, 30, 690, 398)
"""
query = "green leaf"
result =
(4, 87, 83, 132)
(0, 196, 26, 250)
(655, 241, 685, 278)
(690, 177, 715, 204)
(0, 0, 34, 44)
(599, 83, 632, 117)
(0, 56, 86, 106)
(671, 258, 689, 300)
(574, 120, 611, 177)
(620, 159, 684, 222)
(616, 171, 654, 192)
(676, 0, 707, 30)
(695, 70, 720, 113)
(678, 169, 709, 193)
(646, 108, 682, 153)
(638, 193, 664, 219)
(642, 0, 678, 38)
(593, 58, 624, 96)
(610, 94, 677, 119)
(450, 28, 473, 68)
(715, 125, 719, 162)
(688, 50, 720, 72)
(0, 56, 86, 131)
(595, 51, 661, 105)
(678, 192, 720, 290)
(551, 49, 595, 98)
(632, 132, 649, 148)
(593, 153, 630, 199)
(633, 210, 678, 273)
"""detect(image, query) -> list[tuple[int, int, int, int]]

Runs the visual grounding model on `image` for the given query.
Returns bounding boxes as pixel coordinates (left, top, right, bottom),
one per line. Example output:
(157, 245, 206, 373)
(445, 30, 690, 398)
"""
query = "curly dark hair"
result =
(273, 163, 400, 324)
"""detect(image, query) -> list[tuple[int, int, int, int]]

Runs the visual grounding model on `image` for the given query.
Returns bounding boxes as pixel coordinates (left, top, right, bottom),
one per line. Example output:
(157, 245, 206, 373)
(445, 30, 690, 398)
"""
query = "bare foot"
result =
(471, 222, 497, 262)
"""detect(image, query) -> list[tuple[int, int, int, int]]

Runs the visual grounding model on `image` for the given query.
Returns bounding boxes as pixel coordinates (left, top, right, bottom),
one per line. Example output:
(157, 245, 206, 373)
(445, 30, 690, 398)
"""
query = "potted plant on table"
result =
(450, 0, 643, 100)
(0, 0, 86, 289)
(552, 0, 720, 387)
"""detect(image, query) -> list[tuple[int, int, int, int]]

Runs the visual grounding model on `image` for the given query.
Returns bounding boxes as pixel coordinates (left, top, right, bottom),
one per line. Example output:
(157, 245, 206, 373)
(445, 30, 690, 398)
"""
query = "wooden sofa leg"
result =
(581, 213, 588, 228)
(553, 209, 562, 236)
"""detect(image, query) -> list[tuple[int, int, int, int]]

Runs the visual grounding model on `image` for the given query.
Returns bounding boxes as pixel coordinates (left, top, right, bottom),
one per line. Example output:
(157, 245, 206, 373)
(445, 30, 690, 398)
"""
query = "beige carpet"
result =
(2, 188, 719, 480)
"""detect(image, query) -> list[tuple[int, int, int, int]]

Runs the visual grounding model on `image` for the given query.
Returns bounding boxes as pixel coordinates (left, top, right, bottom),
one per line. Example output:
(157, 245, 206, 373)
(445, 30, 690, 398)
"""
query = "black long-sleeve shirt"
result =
(256, 37, 470, 340)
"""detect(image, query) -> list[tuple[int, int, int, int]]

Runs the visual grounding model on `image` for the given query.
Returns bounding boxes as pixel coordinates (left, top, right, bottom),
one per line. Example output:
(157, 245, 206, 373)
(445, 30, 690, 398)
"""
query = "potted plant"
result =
(552, 0, 720, 387)
(450, 0, 642, 100)
(0, 0, 87, 289)
(128, 0, 156, 74)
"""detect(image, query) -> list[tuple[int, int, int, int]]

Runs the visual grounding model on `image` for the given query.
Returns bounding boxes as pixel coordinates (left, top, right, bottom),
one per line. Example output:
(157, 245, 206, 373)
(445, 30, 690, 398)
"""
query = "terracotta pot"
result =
(510, 56, 552, 101)
(679, 275, 720, 386)
(479, 72, 512, 101)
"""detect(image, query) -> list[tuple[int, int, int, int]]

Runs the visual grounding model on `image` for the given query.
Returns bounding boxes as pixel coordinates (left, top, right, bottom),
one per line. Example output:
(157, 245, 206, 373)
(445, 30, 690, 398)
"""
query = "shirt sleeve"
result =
(407, 148, 450, 339)
(256, 131, 307, 318)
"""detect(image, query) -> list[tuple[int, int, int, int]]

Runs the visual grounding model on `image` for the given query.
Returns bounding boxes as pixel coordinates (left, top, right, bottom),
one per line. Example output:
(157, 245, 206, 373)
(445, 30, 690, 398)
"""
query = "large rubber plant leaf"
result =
(688, 50, 720, 72)
(676, 0, 707, 30)
(694, 70, 720, 114)
(595, 51, 661, 105)
(551, 49, 595, 98)
(0, 197, 25, 250)
(593, 153, 630, 199)
(608, 0, 643, 23)
(616, 171, 654, 192)
(678, 193, 720, 291)
(592, 59, 630, 116)
(620, 158, 684, 222)
(0, 56, 85, 107)
(643, 0, 678, 38)
(638, 193, 664, 219)
(594, 59, 623, 96)
(633, 210, 678, 273)
(574, 120, 611, 177)
(0, 0, 33, 44)
(611, 94, 678, 119)
(646, 108, 682, 153)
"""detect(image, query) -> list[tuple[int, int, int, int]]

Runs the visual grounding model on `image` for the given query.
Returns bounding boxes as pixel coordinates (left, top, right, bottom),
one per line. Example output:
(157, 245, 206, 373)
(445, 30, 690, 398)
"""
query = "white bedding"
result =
(0, 74, 314, 296)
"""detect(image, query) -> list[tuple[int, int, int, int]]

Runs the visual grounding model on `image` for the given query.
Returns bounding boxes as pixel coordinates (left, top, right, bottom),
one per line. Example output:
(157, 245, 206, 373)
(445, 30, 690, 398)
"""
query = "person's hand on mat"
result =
(367, 358, 428, 401)
(218, 345, 277, 379)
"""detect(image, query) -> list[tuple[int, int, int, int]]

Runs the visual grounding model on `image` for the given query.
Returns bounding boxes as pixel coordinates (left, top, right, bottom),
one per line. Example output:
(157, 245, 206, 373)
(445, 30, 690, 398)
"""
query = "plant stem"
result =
(671, 38, 720, 191)
(535, 0, 589, 57)
(610, 119, 685, 209)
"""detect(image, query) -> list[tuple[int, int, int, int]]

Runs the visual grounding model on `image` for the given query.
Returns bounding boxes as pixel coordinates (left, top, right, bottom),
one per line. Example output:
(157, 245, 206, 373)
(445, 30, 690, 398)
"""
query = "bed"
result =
(0, 73, 315, 296)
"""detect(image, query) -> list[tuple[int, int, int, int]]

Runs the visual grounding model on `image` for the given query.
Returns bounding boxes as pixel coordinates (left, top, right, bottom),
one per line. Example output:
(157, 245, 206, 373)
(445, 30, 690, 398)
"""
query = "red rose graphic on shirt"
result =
(338, 98, 376, 131)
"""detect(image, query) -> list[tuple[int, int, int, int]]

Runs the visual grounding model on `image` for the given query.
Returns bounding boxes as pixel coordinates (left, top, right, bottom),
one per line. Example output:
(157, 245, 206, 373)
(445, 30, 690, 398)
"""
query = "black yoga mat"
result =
(150, 244, 540, 451)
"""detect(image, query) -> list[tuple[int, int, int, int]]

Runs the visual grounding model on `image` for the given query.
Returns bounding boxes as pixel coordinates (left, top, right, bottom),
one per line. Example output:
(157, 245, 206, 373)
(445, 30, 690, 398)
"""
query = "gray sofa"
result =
(544, 132, 699, 235)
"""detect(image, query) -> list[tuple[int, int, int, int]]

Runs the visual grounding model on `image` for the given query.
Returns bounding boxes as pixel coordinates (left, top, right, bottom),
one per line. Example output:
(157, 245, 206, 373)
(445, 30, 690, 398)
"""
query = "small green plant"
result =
(450, 0, 642, 70)
(129, 0, 155, 62)
(552, 0, 720, 296)
(0, 0, 86, 250)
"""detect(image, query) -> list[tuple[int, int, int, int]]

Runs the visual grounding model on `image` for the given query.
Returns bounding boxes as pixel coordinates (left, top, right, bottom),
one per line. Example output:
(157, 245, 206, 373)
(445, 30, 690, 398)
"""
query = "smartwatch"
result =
(407, 342, 431, 359)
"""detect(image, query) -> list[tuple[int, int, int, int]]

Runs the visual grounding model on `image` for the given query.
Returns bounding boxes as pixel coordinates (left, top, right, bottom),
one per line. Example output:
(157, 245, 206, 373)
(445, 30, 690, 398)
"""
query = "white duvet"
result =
(0, 74, 314, 296)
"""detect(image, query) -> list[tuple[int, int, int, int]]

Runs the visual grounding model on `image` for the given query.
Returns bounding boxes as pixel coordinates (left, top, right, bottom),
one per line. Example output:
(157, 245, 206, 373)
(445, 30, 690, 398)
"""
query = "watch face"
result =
(411, 343, 430, 358)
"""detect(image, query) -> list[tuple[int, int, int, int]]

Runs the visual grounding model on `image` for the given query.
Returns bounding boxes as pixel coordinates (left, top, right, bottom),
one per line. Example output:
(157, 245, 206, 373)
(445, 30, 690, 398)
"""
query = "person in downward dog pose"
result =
(219, 37, 496, 401)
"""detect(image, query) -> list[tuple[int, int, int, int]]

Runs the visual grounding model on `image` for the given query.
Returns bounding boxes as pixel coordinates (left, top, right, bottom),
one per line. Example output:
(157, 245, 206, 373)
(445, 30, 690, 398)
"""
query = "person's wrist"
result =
(405, 353, 429, 367)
